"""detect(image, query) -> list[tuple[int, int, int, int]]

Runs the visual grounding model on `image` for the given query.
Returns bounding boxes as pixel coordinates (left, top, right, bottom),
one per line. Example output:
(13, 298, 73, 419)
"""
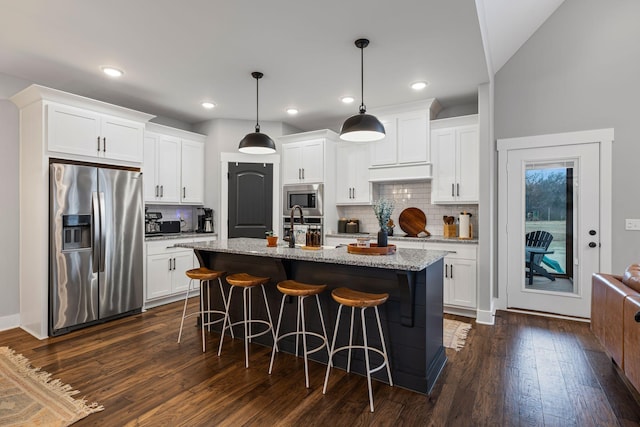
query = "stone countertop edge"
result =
(175, 237, 448, 272)
(145, 232, 217, 241)
(325, 233, 478, 244)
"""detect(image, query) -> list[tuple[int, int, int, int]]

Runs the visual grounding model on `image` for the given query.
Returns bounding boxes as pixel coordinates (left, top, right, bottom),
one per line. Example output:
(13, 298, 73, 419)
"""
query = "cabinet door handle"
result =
(103, 137, 106, 152)
(183, 187, 186, 199)
(160, 185, 164, 197)
(155, 185, 159, 197)
(457, 183, 460, 197)
(302, 168, 305, 180)
(97, 136, 101, 152)
(168, 258, 172, 271)
(352, 187, 355, 199)
(450, 265, 454, 279)
(451, 183, 455, 197)
(445, 264, 448, 278)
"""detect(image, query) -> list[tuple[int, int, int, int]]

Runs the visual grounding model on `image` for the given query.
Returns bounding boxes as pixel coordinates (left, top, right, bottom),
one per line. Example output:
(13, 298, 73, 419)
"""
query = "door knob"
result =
(588, 242, 597, 248)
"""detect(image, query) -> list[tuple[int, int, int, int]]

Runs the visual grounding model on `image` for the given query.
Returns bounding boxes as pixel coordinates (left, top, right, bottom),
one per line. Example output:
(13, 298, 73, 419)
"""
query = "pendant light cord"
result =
(255, 76, 261, 133)
(359, 44, 366, 114)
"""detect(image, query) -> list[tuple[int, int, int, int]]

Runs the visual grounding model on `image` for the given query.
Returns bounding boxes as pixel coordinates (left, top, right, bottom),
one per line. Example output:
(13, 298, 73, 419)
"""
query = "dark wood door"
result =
(228, 162, 273, 238)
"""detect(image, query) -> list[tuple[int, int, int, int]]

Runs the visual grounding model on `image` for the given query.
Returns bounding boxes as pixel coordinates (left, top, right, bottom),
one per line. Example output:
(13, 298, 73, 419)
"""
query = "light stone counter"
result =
(175, 237, 447, 272)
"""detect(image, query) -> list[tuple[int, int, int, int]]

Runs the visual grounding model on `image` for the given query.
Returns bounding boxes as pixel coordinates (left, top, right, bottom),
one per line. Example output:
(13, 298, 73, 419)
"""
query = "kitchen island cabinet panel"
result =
(177, 238, 447, 394)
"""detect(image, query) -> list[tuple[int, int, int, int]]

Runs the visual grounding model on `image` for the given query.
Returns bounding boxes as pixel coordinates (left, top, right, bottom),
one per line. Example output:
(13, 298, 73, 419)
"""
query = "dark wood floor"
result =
(1, 301, 640, 426)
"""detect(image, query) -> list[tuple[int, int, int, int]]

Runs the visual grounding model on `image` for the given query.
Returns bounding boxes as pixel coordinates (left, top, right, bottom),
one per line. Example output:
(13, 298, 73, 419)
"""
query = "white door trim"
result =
(220, 152, 281, 240)
(496, 128, 613, 314)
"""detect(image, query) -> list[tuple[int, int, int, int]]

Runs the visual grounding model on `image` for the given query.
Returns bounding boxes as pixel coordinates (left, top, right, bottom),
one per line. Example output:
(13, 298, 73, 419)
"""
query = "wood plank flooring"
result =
(1, 301, 639, 426)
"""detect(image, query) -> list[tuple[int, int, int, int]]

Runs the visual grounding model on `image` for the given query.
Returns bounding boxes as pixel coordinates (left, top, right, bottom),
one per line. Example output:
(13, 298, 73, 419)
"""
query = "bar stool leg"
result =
(268, 293, 287, 374)
(323, 304, 344, 394)
(177, 278, 194, 344)
(315, 294, 329, 354)
(261, 284, 277, 347)
(217, 277, 234, 338)
(295, 297, 301, 356)
(375, 306, 393, 386)
(300, 295, 310, 388)
(361, 307, 374, 412)
(347, 306, 355, 373)
(243, 287, 250, 368)
(218, 286, 234, 356)
(200, 280, 207, 352)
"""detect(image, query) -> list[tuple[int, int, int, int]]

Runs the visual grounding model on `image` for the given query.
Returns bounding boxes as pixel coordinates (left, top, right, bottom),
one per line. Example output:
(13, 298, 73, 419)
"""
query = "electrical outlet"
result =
(625, 219, 640, 230)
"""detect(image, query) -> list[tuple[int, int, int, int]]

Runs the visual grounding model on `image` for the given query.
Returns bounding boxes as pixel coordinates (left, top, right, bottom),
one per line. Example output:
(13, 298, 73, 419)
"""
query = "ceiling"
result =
(0, 1, 562, 132)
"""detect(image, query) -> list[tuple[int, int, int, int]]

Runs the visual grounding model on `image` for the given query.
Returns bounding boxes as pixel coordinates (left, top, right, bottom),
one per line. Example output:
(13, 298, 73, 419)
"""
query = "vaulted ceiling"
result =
(0, 0, 564, 131)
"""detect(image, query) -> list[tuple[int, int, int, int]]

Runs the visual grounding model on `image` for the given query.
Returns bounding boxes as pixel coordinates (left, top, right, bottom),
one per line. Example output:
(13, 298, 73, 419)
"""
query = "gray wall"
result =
(495, 0, 640, 272)
(0, 100, 20, 322)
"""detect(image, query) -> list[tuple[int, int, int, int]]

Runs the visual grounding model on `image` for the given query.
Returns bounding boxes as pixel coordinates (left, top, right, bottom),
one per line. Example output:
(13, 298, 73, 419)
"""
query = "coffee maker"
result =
(197, 208, 214, 233)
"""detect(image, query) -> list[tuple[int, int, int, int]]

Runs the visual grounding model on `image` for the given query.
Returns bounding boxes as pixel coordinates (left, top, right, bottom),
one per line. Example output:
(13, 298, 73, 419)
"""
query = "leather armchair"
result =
(592, 264, 640, 391)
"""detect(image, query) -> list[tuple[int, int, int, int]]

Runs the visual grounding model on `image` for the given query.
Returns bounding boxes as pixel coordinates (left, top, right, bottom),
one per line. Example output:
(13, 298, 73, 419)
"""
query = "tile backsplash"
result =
(336, 181, 478, 237)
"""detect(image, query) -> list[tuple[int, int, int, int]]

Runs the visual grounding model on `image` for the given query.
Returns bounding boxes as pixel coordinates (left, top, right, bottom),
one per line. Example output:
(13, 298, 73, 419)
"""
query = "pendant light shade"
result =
(340, 38, 385, 142)
(238, 71, 276, 154)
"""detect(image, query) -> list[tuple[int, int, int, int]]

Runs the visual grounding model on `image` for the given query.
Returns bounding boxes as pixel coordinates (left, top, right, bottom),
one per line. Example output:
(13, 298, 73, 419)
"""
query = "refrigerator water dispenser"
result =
(62, 214, 92, 250)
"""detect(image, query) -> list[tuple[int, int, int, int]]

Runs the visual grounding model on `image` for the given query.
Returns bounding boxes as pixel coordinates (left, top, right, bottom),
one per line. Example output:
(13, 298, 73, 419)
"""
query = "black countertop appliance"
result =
(197, 207, 214, 233)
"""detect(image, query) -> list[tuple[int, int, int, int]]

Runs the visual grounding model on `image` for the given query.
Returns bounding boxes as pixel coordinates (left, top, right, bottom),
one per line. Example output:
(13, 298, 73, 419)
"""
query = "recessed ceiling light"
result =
(201, 102, 216, 109)
(101, 66, 124, 78)
(341, 96, 355, 104)
(286, 108, 299, 115)
(410, 81, 429, 91)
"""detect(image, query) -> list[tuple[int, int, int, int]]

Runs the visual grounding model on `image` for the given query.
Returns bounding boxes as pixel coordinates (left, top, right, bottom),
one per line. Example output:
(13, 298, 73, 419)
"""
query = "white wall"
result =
(495, 0, 640, 272)
(0, 100, 20, 327)
(192, 118, 295, 234)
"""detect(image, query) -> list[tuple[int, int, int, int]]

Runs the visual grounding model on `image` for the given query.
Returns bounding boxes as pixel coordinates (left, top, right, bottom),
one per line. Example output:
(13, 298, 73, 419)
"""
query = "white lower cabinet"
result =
(425, 243, 477, 310)
(145, 236, 216, 308)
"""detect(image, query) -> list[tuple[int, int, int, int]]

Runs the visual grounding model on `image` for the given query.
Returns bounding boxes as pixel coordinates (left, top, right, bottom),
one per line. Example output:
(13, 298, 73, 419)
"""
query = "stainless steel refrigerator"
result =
(50, 162, 144, 336)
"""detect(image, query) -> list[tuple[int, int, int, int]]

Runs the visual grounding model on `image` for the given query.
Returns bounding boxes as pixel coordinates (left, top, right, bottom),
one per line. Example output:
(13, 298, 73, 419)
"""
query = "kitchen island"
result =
(175, 237, 448, 394)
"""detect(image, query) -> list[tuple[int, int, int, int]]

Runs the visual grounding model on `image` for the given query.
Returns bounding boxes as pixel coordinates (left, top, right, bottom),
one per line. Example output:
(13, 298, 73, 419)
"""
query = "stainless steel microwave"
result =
(283, 184, 323, 217)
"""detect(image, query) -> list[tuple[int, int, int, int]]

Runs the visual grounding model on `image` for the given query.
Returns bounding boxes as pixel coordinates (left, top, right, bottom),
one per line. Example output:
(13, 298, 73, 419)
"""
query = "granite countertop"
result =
(145, 232, 217, 241)
(325, 233, 478, 244)
(175, 237, 448, 272)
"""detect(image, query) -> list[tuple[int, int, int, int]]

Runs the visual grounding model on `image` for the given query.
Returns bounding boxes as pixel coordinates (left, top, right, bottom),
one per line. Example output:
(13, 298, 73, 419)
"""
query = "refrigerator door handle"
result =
(98, 191, 107, 273)
(91, 192, 100, 273)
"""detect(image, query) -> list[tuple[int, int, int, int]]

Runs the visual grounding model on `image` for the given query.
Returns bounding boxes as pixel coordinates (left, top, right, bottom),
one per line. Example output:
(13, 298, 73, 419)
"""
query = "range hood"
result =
(368, 163, 432, 182)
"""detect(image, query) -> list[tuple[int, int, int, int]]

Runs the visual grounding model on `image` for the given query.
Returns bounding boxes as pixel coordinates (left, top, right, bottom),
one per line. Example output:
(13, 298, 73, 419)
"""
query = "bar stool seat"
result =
(177, 267, 230, 352)
(218, 273, 276, 368)
(269, 280, 329, 388)
(323, 287, 393, 412)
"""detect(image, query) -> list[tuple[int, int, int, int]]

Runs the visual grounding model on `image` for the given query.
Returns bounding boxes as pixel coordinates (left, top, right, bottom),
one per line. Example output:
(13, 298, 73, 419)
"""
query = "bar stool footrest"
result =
(225, 319, 273, 340)
(330, 345, 389, 374)
(275, 331, 327, 355)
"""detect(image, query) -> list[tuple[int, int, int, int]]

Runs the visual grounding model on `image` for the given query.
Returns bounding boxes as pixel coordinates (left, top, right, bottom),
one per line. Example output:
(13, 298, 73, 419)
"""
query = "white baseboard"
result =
(0, 313, 20, 332)
(475, 307, 496, 325)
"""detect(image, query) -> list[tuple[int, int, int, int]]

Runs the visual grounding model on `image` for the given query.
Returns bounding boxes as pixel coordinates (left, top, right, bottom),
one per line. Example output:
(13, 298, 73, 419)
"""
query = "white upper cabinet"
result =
(336, 142, 371, 205)
(144, 132, 181, 203)
(47, 103, 144, 163)
(282, 138, 325, 184)
(144, 124, 206, 205)
(180, 139, 205, 204)
(431, 115, 479, 204)
(368, 99, 441, 182)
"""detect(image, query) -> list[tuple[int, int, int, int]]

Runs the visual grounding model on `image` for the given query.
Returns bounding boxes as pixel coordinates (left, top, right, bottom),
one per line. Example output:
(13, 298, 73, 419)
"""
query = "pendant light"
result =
(238, 71, 276, 154)
(339, 38, 385, 142)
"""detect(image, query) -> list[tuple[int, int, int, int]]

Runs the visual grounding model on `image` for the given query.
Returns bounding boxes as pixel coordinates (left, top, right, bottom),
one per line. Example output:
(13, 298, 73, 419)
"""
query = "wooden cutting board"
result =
(398, 207, 430, 237)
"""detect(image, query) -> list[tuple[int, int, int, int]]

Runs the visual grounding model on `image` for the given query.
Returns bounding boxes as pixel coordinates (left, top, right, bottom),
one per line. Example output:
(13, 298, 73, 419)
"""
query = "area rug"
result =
(0, 346, 103, 426)
(443, 319, 472, 351)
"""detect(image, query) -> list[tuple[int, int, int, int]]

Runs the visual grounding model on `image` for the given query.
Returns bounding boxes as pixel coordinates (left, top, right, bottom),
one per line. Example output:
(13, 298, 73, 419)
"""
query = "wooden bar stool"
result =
(268, 280, 329, 388)
(322, 287, 393, 412)
(177, 267, 230, 353)
(218, 273, 276, 368)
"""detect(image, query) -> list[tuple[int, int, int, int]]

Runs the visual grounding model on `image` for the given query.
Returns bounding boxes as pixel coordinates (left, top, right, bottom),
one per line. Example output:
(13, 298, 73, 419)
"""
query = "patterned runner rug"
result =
(0, 346, 103, 426)
(443, 319, 472, 351)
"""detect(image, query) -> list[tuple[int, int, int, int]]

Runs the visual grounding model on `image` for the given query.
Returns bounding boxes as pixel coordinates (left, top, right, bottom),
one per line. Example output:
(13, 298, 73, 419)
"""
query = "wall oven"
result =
(282, 184, 323, 217)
